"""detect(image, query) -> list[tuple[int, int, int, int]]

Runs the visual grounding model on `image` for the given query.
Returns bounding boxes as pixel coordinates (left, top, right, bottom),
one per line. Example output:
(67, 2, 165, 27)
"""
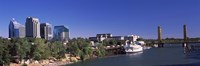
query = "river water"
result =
(66, 44, 200, 66)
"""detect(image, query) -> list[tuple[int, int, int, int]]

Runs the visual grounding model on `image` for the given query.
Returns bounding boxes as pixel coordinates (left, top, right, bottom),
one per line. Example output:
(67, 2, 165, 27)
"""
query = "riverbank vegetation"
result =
(0, 37, 68, 66)
(0, 37, 113, 66)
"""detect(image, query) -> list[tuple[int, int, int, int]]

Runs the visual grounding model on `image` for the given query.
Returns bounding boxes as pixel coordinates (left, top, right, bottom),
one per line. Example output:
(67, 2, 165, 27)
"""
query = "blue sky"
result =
(0, 0, 200, 39)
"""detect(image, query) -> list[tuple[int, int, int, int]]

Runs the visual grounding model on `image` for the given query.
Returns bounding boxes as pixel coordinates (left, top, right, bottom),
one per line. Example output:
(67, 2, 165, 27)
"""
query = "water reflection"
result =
(126, 52, 143, 56)
(184, 44, 200, 60)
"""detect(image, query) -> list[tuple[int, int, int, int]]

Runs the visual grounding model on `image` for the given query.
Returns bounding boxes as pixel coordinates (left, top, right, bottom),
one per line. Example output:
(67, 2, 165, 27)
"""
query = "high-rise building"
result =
(40, 23, 53, 40)
(25, 17, 41, 38)
(53, 25, 69, 42)
(9, 18, 25, 38)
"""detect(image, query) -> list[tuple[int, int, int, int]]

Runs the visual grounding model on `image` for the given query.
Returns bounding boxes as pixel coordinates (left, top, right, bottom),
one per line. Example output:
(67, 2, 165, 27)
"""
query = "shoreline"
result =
(10, 61, 74, 66)
(43, 61, 74, 66)
(10, 45, 131, 66)
(10, 51, 144, 66)
(43, 55, 124, 66)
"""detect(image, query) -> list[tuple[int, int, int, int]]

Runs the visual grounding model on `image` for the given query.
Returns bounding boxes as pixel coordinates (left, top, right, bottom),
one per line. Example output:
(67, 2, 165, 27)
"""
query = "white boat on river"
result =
(124, 42, 143, 53)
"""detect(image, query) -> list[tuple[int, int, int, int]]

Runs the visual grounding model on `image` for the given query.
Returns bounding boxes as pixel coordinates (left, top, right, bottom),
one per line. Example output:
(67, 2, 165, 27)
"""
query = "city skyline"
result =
(1, 0, 200, 39)
(8, 17, 69, 42)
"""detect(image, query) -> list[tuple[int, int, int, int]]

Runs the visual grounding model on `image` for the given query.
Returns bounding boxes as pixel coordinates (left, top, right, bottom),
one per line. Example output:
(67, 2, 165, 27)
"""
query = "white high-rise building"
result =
(25, 17, 41, 38)
(40, 23, 53, 40)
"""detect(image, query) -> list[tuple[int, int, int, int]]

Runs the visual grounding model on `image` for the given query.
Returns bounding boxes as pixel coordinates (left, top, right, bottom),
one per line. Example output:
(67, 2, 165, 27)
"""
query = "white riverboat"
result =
(124, 42, 143, 53)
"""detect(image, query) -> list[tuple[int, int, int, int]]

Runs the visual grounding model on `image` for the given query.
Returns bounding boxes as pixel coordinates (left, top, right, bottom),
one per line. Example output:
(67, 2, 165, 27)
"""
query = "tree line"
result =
(0, 37, 67, 66)
(0, 37, 111, 66)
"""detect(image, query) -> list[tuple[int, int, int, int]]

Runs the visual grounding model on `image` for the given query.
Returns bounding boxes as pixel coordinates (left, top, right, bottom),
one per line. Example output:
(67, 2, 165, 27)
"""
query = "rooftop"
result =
(10, 18, 25, 28)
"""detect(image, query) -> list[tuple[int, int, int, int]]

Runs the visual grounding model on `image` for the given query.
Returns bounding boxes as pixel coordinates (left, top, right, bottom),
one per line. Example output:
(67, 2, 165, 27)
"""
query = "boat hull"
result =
(125, 47, 143, 53)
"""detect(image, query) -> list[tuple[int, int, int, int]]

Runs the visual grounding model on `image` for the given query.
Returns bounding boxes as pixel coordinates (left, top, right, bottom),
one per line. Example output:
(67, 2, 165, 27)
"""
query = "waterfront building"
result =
(124, 35, 140, 42)
(89, 37, 98, 42)
(89, 34, 139, 42)
(89, 33, 112, 42)
(96, 33, 112, 38)
(53, 25, 69, 42)
(96, 33, 112, 41)
(111, 36, 124, 41)
(9, 18, 25, 38)
(25, 17, 41, 38)
(40, 23, 53, 40)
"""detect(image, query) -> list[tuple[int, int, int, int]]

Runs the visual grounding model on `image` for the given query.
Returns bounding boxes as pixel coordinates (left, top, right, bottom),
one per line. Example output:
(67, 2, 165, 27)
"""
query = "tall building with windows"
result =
(53, 25, 69, 42)
(40, 23, 53, 40)
(25, 17, 41, 38)
(9, 18, 25, 38)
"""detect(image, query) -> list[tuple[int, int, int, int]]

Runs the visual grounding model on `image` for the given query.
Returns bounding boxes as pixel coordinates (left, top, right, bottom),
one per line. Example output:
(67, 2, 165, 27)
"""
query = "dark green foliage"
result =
(0, 37, 108, 64)
(0, 38, 11, 66)
(15, 38, 31, 63)
(0, 37, 67, 63)
(31, 38, 51, 60)
(68, 38, 93, 61)
(103, 39, 118, 46)
(96, 44, 106, 57)
(102, 39, 110, 46)
(109, 39, 117, 45)
(49, 41, 66, 59)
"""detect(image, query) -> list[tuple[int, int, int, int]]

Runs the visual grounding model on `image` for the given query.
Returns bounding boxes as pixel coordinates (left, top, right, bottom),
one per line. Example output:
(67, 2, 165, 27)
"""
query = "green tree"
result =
(0, 38, 11, 66)
(31, 38, 50, 60)
(96, 44, 106, 57)
(15, 38, 31, 63)
(49, 41, 66, 59)
(102, 39, 110, 46)
(109, 39, 117, 45)
(68, 38, 93, 61)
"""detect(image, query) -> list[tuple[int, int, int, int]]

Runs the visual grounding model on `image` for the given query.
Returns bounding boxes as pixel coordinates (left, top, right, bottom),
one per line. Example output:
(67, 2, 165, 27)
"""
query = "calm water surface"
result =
(66, 44, 200, 66)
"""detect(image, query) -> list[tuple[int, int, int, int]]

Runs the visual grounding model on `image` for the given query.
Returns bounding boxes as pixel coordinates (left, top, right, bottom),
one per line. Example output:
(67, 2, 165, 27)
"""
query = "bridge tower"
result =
(158, 26, 164, 47)
(183, 24, 188, 48)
